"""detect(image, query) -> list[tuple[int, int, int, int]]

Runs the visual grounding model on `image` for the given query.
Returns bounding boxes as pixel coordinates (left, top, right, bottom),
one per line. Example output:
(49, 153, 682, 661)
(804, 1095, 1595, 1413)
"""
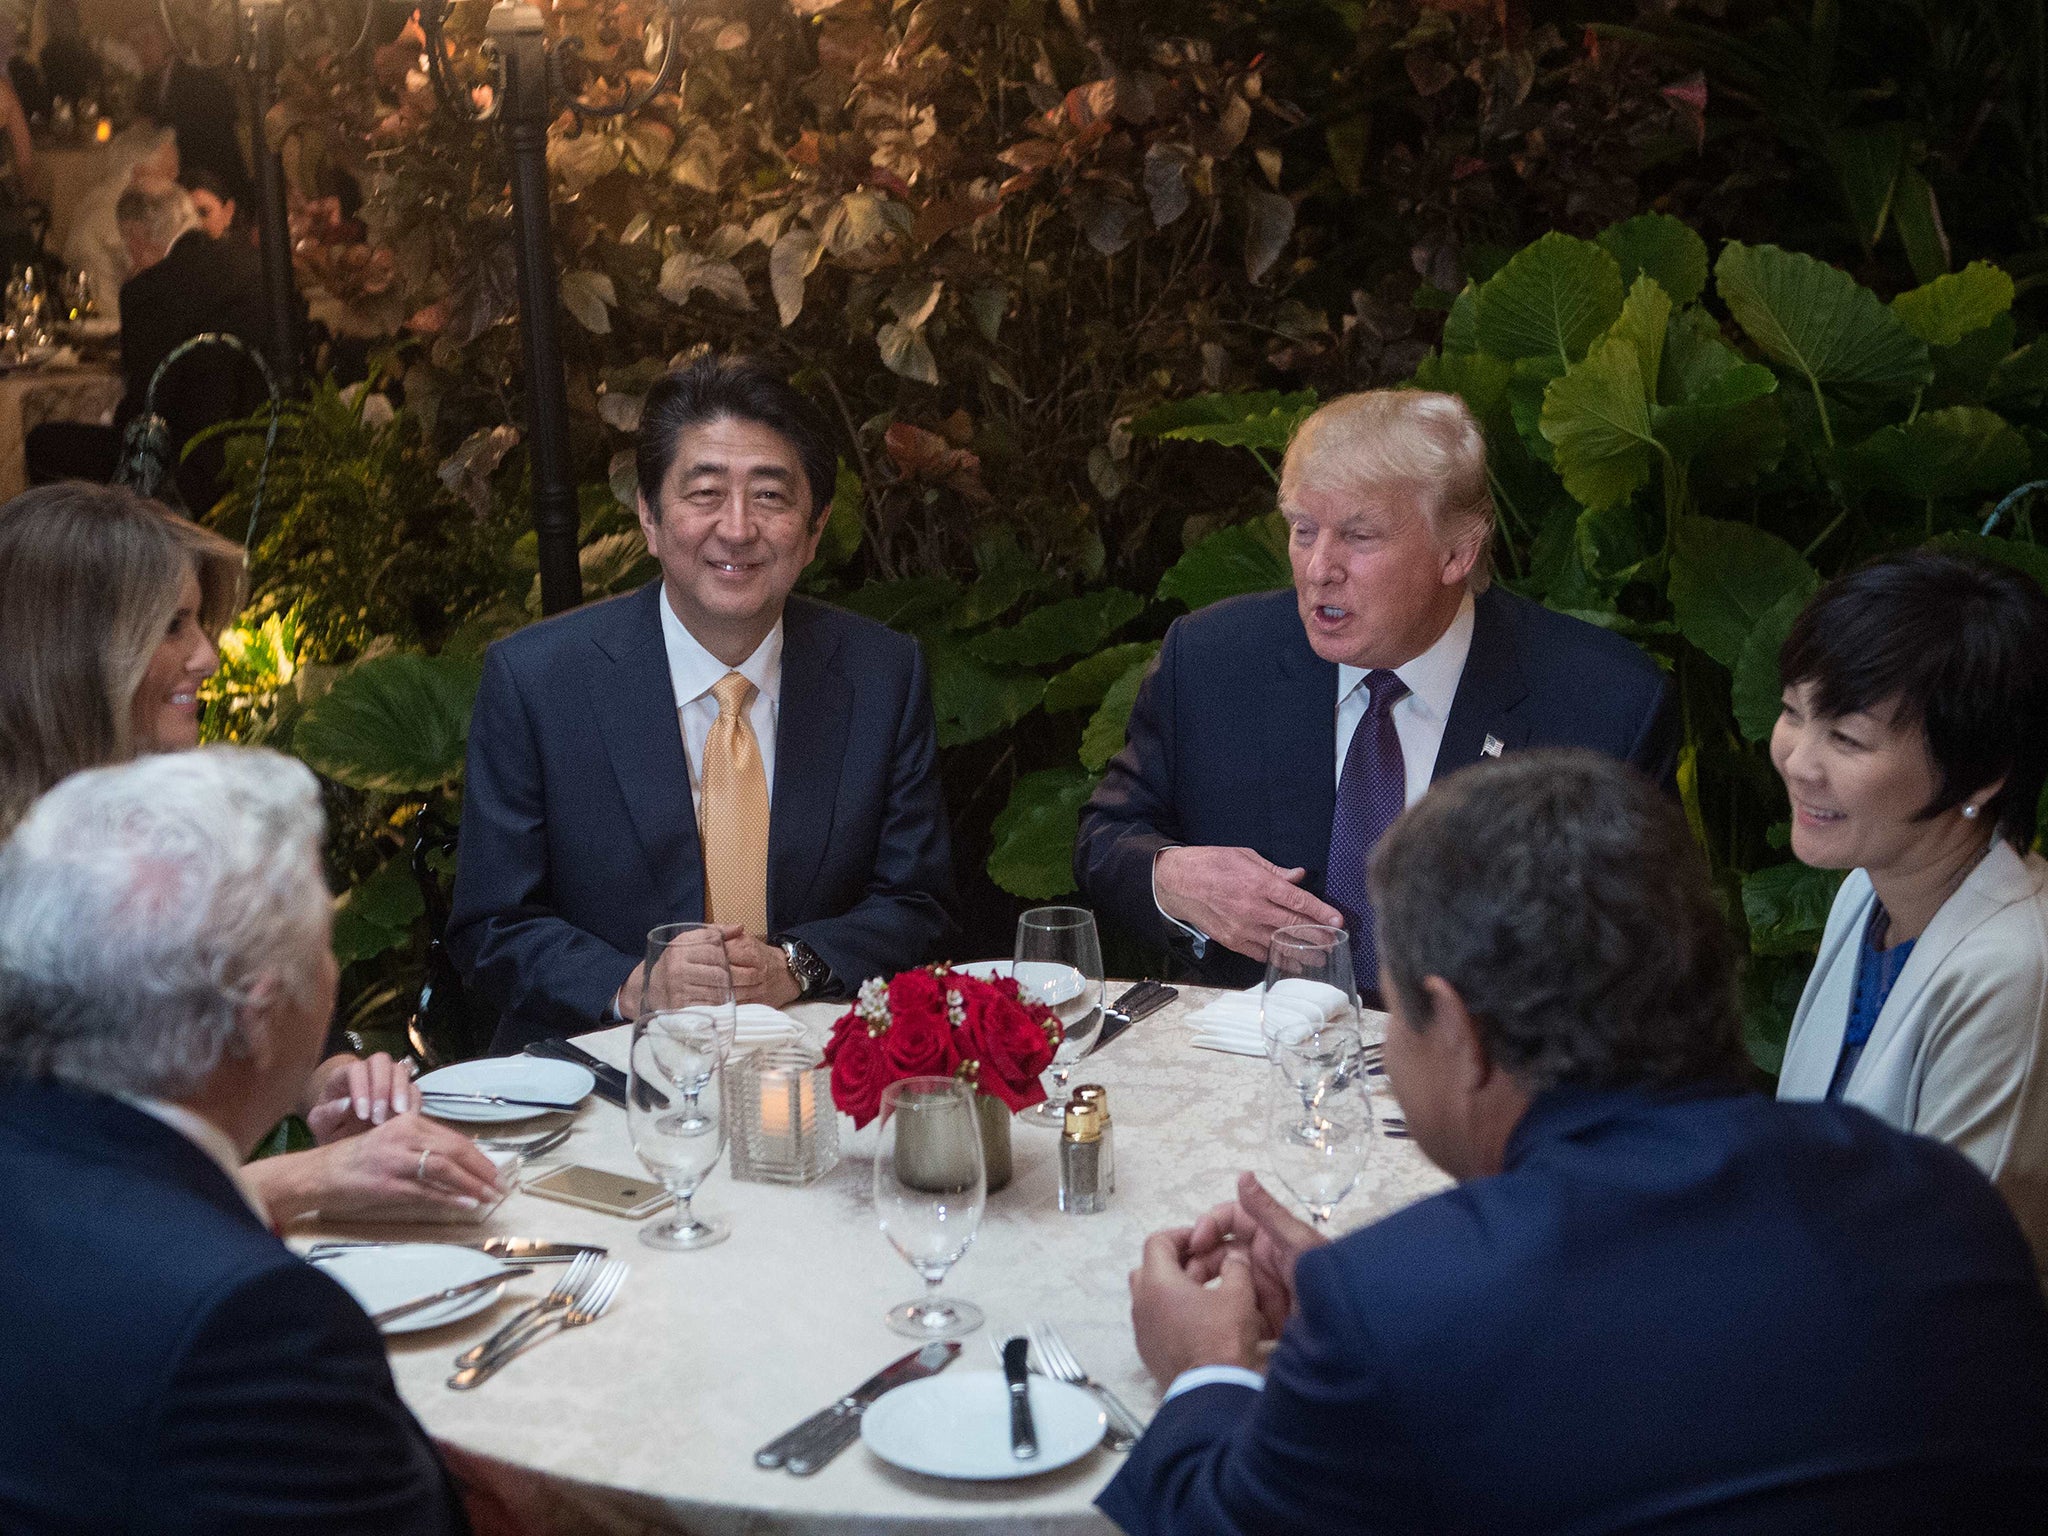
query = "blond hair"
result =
(1280, 389, 1495, 592)
(0, 483, 246, 838)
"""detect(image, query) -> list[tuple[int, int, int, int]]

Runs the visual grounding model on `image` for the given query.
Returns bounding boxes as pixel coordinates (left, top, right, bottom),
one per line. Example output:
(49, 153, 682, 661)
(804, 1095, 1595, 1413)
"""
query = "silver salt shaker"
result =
(1059, 1100, 1105, 1214)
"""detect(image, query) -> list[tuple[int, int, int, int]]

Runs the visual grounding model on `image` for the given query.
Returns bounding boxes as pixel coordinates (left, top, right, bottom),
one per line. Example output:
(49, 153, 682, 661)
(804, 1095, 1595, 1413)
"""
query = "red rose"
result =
(887, 968, 947, 1025)
(955, 979, 1060, 1113)
(878, 968, 959, 1078)
(823, 1014, 891, 1129)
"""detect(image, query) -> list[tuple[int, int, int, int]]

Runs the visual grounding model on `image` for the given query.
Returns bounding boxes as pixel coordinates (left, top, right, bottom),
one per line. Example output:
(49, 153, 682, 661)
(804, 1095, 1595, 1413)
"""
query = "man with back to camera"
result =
(0, 747, 467, 1534)
(449, 355, 955, 1053)
(1075, 389, 1677, 993)
(1099, 750, 2048, 1535)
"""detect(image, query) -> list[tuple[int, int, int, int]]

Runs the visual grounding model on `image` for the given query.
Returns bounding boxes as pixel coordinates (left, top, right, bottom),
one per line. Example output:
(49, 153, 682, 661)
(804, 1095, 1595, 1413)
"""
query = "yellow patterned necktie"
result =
(699, 671, 770, 937)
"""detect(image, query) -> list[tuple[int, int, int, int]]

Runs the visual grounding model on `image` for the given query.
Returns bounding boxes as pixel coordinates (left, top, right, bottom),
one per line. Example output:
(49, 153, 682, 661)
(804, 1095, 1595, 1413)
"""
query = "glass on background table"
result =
(315, 984, 1450, 1535)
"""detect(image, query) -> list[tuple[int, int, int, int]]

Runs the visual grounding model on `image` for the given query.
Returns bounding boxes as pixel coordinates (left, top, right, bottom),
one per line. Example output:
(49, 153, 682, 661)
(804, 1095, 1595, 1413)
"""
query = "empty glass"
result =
(1261, 923, 1364, 1056)
(1013, 906, 1105, 1128)
(874, 1076, 986, 1338)
(641, 922, 738, 1133)
(628, 1013, 730, 1249)
(1264, 1067, 1373, 1229)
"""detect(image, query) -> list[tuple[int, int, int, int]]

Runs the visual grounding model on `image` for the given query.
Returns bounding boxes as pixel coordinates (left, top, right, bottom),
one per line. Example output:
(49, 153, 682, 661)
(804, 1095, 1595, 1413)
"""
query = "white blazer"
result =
(1779, 841, 2048, 1283)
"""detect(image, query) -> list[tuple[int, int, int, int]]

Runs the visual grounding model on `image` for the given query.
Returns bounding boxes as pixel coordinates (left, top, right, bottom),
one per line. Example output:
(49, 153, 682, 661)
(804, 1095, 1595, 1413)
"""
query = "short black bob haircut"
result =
(634, 355, 835, 526)
(1778, 549, 2048, 849)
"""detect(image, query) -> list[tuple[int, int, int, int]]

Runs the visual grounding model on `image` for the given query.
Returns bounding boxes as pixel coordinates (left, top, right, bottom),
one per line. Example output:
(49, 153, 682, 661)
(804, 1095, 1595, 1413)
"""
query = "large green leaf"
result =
(1651, 315, 1781, 472)
(1079, 655, 1154, 771)
(1156, 513, 1291, 611)
(1043, 641, 1160, 713)
(837, 575, 962, 632)
(1540, 333, 1657, 513)
(294, 653, 482, 794)
(1714, 242, 1932, 396)
(1474, 232, 1625, 369)
(1741, 861, 1845, 956)
(801, 461, 864, 580)
(1607, 275, 1671, 387)
(1890, 261, 2014, 348)
(925, 637, 1045, 748)
(1667, 517, 1820, 671)
(1729, 588, 1807, 743)
(1410, 348, 1512, 428)
(969, 589, 1144, 668)
(331, 855, 425, 968)
(1845, 406, 2030, 500)
(1597, 213, 1709, 307)
(1928, 532, 2048, 593)
(1128, 391, 1319, 446)
(986, 767, 1099, 899)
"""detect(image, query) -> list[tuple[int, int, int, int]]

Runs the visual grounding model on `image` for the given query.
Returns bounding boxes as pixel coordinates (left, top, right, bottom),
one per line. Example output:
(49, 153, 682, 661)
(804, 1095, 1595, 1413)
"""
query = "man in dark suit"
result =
(1101, 751, 2048, 1536)
(1075, 389, 1675, 991)
(0, 748, 466, 1535)
(449, 357, 954, 1052)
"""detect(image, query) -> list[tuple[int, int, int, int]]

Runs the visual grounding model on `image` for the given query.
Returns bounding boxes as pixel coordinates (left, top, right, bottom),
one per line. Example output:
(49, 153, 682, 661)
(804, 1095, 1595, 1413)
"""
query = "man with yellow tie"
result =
(448, 357, 956, 1053)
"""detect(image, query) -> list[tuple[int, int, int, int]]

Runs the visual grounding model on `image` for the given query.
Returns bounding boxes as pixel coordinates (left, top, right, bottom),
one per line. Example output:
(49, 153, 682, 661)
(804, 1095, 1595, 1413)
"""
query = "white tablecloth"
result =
(0, 361, 122, 499)
(308, 986, 1450, 1534)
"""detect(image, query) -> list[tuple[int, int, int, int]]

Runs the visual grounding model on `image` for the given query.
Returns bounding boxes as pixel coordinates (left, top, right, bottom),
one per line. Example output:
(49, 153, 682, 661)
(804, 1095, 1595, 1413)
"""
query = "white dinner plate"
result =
(952, 959, 1088, 1008)
(416, 1057, 593, 1123)
(313, 1242, 510, 1334)
(861, 1371, 1106, 1480)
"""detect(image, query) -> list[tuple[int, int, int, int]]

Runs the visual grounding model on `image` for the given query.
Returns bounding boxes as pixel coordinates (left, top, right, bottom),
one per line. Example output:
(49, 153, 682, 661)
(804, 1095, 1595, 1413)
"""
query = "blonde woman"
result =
(0, 483, 502, 1224)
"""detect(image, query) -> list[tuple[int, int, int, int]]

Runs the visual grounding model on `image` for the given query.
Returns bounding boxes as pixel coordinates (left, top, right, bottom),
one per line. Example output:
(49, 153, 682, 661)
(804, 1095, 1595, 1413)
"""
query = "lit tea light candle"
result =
(95, 119, 112, 144)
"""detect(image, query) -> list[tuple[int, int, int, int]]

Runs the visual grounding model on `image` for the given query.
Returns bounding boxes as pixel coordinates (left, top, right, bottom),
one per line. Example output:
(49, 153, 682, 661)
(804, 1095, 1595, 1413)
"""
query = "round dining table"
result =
(306, 985, 1450, 1534)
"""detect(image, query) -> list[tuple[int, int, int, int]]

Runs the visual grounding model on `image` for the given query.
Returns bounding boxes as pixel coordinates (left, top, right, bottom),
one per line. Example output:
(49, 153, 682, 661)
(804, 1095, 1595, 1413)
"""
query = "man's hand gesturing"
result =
(1154, 846, 1346, 962)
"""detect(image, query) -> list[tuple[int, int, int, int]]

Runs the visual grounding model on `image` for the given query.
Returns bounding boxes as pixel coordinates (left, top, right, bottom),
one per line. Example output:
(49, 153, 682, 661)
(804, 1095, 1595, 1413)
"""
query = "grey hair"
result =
(0, 746, 330, 1100)
(1367, 749, 1744, 1093)
(1281, 389, 1495, 592)
(114, 182, 198, 257)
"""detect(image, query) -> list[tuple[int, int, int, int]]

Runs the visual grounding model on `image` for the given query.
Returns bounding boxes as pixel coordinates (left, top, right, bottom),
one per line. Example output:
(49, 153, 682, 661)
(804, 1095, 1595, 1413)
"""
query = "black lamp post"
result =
(419, 0, 687, 616)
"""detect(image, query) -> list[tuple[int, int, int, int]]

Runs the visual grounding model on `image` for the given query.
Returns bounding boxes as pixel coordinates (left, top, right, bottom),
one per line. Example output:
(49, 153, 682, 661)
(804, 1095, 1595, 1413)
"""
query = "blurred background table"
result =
(0, 357, 123, 499)
(309, 984, 1448, 1536)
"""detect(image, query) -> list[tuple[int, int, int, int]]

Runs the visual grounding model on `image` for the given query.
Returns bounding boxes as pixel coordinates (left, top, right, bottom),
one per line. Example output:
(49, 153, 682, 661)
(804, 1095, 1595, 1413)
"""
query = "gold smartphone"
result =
(523, 1164, 673, 1220)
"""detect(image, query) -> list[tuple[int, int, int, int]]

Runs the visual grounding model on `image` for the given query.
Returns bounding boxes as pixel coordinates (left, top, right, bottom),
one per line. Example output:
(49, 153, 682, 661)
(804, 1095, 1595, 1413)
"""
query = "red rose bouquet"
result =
(823, 966, 1063, 1129)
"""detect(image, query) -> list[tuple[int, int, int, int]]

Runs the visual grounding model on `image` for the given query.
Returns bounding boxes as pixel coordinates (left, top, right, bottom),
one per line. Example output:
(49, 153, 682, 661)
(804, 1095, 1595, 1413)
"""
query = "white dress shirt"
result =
(1153, 590, 1478, 941)
(120, 1096, 269, 1226)
(658, 591, 783, 806)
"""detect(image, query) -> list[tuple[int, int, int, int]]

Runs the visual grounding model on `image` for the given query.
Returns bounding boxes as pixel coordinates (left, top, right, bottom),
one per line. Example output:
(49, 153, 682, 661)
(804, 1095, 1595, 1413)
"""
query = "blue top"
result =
(1828, 903, 1916, 1100)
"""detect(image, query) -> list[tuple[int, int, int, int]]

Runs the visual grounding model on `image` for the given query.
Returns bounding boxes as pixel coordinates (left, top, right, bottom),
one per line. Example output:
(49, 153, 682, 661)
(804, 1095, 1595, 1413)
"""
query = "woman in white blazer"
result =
(1773, 551, 2048, 1282)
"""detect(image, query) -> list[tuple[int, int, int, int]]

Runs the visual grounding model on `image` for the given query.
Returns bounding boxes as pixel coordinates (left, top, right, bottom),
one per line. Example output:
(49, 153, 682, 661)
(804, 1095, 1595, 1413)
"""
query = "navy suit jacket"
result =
(0, 1081, 466, 1535)
(1099, 1086, 2048, 1536)
(449, 583, 956, 1052)
(1074, 586, 1678, 987)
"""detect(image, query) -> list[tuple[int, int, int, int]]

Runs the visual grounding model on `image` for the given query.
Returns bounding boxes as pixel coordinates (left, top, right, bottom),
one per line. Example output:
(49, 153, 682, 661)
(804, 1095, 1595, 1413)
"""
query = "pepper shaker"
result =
(1059, 1100, 1105, 1214)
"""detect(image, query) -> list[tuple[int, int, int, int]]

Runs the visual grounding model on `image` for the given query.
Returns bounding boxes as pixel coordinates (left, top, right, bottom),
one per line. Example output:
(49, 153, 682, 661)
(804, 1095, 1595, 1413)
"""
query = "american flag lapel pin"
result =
(1481, 734, 1504, 758)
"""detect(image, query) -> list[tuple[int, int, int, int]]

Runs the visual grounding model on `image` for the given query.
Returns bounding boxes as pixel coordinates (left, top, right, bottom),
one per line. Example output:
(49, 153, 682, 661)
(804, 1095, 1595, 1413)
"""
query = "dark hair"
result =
(1367, 750, 1745, 1093)
(1778, 550, 2048, 849)
(181, 167, 234, 207)
(634, 355, 835, 525)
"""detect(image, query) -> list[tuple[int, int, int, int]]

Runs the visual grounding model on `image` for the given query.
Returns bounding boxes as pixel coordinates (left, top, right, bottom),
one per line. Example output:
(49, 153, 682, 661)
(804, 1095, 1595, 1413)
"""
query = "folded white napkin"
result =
(1184, 981, 1384, 1058)
(734, 1005, 806, 1043)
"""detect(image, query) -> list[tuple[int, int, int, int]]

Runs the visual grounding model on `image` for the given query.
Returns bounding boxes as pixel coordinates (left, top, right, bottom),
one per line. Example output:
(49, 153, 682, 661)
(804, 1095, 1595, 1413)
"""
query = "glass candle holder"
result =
(725, 1045, 840, 1185)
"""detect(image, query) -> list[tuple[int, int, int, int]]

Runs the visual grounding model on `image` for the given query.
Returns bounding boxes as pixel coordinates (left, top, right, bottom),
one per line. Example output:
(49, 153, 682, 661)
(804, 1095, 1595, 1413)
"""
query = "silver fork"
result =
(447, 1259, 627, 1390)
(452, 1250, 599, 1369)
(1032, 1322, 1145, 1451)
(475, 1123, 573, 1159)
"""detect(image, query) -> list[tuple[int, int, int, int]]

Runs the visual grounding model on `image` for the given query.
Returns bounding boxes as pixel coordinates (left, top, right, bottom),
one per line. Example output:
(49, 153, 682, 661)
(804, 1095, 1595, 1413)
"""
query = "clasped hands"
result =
(623, 923, 799, 1018)
(1154, 845, 1346, 963)
(1128, 1172, 1328, 1391)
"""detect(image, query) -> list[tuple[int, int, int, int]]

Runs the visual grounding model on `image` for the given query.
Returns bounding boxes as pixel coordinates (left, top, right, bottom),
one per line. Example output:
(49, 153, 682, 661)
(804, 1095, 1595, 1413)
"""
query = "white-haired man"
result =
(0, 748, 466, 1534)
(1075, 388, 1678, 992)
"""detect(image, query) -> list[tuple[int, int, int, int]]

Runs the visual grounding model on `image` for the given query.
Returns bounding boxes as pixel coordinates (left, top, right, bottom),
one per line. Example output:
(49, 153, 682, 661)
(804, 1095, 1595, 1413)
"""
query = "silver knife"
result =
(756, 1340, 960, 1474)
(1003, 1336, 1038, 1460)
(369, 1266, 532, 1326)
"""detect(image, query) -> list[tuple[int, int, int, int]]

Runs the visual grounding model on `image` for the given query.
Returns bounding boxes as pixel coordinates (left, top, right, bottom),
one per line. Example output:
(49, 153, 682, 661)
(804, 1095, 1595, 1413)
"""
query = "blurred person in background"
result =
(0, 482, 501, 1223)
(1772, 551, 2048, 1283)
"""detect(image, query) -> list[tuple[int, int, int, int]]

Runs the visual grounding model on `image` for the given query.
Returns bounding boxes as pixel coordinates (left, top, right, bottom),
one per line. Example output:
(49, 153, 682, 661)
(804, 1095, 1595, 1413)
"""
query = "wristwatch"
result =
(777, 937, 832, 999)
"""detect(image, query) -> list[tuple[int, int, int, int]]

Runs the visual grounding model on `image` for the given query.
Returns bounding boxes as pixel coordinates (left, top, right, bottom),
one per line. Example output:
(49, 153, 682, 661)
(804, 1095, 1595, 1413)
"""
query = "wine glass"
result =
(1264, 1067, 1373, 1230)
(641, 922, 738, 1133)
(1013, 906, 1105, 1129)
(628, 1013, 730, 1249)
(874, 1076, 986, 1339)
(1267, 1014, 1366, 1138)
(1261, 924, 1362, 1057)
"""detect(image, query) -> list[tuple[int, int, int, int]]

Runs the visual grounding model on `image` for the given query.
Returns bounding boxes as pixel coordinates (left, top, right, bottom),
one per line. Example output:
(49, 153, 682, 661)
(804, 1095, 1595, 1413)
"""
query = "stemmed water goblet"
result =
(1264, 1067, 1373, 1230)
(1261, 923, 1364, 1054)
(873, 1076, 986, 1339)
(628, 1012, 730, 1250)
(640, 921, 738, 1134)
(1013, 905, 1105, 1128)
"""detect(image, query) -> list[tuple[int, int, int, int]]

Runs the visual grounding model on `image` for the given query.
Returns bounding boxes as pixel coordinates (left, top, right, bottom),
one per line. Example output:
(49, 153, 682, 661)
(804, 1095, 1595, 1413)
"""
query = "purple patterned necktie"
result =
(1325, 669, 1409, 989)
